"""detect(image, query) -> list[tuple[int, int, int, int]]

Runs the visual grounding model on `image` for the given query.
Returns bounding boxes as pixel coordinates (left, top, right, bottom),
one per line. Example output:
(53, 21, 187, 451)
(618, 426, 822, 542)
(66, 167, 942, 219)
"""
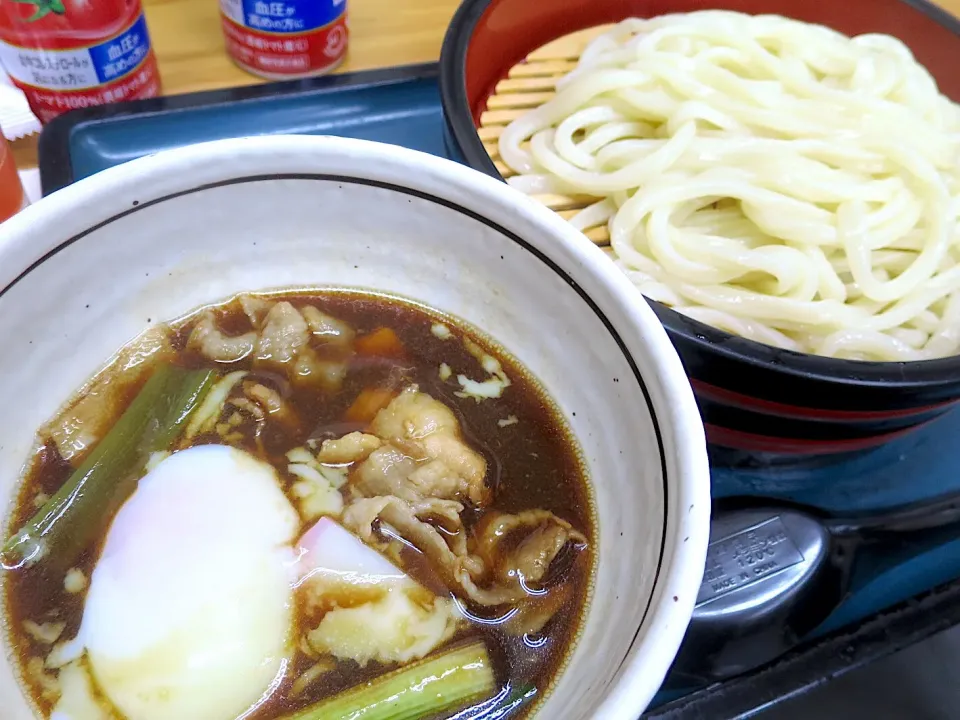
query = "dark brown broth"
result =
(3, 291, 595, 719)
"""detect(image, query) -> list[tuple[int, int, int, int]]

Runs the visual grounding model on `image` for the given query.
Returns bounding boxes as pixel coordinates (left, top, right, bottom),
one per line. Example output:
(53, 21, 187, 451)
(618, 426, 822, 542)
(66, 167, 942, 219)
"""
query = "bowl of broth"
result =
(439, 0, 960, 463)
(0, 136, 709, 720)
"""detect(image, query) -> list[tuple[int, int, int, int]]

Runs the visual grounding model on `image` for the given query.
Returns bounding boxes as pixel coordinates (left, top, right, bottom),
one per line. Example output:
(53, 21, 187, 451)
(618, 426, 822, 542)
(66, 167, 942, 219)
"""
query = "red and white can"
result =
(219, 0, 348, 80)
(0, 0, 160, 124)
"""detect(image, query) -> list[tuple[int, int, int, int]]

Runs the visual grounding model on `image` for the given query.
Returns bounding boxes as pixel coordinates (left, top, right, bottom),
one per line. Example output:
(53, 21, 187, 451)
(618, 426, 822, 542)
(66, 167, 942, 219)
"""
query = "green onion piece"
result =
(283, 640, 497, 720)
(2, 364, 217, 572)
(450, 682, 537, 719)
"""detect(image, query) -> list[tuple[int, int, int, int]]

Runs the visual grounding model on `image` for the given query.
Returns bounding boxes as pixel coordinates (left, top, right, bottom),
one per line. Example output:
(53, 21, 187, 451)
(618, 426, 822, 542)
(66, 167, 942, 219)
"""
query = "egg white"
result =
(78, 445, 299, 720)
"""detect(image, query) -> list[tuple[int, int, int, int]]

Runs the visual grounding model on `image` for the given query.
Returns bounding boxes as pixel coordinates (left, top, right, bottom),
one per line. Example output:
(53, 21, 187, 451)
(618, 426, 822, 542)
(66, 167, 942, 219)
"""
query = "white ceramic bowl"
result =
(0, 136, 710, 720)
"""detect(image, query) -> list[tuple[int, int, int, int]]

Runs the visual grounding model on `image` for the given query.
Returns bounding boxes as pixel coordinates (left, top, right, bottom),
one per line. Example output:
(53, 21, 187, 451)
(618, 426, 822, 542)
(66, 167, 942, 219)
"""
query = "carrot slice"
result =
(355, 327, 406, 358)
(344, 387, 397, 424)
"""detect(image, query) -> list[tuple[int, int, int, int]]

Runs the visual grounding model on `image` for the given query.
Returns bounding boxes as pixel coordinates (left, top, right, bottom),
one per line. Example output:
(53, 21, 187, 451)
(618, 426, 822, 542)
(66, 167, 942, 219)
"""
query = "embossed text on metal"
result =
(697, 516, 805, 605)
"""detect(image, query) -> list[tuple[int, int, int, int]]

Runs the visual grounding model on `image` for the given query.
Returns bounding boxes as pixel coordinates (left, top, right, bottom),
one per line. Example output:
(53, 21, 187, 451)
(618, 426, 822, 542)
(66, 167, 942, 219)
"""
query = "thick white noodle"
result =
(498, 10, 960, 361)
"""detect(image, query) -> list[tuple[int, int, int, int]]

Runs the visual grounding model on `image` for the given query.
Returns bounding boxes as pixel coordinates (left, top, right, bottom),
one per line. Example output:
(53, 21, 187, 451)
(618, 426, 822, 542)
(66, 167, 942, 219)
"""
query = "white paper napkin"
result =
(20, 167, 40, 203)
(0, 64, 41, 140)
(0, 64, 44, 204)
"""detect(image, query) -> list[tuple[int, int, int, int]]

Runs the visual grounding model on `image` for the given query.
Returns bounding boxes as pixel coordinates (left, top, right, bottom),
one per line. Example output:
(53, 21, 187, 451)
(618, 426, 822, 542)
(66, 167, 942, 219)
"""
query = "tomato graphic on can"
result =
(0, 0, 160, 123)
(219, 0, 348, 80)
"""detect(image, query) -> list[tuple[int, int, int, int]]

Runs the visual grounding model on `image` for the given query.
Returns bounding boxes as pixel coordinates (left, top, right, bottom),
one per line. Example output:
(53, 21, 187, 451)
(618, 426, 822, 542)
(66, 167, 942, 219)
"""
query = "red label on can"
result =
(0, 1, 160, 123)
(12, 56, 160, 122)
(219, 0, 347, 78)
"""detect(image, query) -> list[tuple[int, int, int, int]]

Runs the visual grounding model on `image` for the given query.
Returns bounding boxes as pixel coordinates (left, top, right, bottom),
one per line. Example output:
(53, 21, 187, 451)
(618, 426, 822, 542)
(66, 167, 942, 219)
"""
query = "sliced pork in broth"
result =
(2, 291, 594, 720)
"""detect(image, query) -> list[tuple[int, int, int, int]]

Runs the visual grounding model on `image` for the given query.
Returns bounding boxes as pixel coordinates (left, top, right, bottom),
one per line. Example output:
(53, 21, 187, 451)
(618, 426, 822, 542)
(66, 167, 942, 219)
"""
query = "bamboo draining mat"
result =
(478, 25, 614, 245)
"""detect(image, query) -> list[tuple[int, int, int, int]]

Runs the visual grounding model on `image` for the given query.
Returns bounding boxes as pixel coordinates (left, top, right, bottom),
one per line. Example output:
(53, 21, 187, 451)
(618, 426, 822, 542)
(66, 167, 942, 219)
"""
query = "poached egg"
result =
(77, 445, 299, 720)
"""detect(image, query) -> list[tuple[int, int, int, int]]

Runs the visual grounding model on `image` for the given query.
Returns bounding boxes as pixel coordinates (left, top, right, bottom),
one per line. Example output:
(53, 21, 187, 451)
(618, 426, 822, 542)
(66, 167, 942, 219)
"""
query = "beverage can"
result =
(0, 0, 160, 123)
(219, 0, 348, 80)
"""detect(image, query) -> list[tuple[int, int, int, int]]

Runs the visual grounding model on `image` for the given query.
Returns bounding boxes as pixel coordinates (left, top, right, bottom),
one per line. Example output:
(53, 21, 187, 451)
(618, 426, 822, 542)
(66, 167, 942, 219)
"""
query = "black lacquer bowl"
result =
(439, 0, 960, 462)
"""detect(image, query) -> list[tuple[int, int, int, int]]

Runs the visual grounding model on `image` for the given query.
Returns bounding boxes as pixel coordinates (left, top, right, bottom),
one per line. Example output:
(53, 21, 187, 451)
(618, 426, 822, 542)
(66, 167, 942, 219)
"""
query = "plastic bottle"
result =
(0, 133, 26, 222)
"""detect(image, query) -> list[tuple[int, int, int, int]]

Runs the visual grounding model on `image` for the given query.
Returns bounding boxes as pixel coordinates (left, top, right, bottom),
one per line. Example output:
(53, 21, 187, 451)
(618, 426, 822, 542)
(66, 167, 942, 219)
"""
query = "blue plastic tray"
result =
(39, 63, 453, 193)
(36, 62, 960, 716)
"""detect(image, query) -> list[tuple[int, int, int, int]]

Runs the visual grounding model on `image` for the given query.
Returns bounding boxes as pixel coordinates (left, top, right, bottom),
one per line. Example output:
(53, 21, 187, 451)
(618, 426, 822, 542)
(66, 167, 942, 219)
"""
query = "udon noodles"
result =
(499, 11, 960, 361)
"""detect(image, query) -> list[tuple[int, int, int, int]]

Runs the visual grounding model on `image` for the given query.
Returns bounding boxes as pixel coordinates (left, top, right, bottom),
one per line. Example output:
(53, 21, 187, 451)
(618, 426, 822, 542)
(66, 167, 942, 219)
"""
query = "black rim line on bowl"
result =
(37, 62, 441, 196)
(438, 0, 960, 404)
(1, 171, 670, 688)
